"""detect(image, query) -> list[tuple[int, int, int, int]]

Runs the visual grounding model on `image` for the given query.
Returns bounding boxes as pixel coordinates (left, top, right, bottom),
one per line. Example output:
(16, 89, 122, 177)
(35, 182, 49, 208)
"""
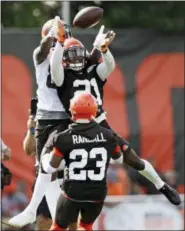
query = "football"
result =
(73, 6, 104, 28)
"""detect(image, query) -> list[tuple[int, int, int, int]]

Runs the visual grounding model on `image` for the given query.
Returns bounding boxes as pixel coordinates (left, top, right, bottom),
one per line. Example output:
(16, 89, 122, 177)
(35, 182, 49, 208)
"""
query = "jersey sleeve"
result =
(50, 41, 65, 87)
(52, 133, 66, 158)
(95, 64, 107, 85)
(96, 49, 115, 82)
(96, 71, 107, 86)
(87, 64, 107, 85)
(110, 134, 122, 160)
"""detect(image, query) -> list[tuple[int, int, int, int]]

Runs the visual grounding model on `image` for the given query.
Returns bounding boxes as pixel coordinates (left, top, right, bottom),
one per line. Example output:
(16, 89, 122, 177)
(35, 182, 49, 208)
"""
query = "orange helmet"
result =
(70, 92, 98, 121)
(64, 37, 84, 48)
(63, 37, 87, 71)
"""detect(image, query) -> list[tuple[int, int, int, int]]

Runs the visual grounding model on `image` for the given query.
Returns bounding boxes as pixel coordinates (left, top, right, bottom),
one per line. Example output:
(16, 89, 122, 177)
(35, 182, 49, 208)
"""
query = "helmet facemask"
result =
(63, 46, 87, 71)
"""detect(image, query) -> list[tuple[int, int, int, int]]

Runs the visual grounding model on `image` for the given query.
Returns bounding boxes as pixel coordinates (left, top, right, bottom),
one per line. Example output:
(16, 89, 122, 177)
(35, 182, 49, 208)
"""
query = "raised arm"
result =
(33, 35, 54, 65)
(93, 25, 116, 81)
(89, 48, 101, 65)
(50, 18, 71, 86)
(96, 49, 115, 81)
(50, 41, 65, 87)
(34, 16, 70, 68)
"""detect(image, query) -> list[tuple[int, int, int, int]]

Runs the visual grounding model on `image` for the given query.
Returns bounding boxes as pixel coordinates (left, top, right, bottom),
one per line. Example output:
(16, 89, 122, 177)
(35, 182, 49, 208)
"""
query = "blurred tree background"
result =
(1, 1, 184, 35)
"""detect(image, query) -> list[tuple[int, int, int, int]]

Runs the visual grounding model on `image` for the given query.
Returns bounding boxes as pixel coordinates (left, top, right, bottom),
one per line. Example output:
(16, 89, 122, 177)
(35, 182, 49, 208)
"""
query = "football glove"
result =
(47, 18, 57, 38)
(93, 25, 116, 53)
(54, 16, 66, 43)
(48, 16, 71, 43)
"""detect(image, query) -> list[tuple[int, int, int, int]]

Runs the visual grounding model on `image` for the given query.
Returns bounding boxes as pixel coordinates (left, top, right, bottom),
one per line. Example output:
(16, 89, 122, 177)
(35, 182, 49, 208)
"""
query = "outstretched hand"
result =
(93, 25, 116, 53)
(52, 16, 71, 43)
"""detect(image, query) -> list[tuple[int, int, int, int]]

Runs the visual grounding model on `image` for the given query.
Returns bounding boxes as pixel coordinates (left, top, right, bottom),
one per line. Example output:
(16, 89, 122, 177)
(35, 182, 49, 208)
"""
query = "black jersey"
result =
(57, 65, 106, 117)
(52, 121, 121, 202)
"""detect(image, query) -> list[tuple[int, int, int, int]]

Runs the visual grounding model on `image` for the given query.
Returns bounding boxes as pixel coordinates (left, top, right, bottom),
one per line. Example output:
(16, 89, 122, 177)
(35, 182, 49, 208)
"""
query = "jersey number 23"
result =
(68, 147, 107, 181)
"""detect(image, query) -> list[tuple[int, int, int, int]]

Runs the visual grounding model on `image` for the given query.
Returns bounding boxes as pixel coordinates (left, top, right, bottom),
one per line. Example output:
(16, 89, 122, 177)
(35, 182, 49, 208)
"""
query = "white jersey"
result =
(33, 48, 65, 112)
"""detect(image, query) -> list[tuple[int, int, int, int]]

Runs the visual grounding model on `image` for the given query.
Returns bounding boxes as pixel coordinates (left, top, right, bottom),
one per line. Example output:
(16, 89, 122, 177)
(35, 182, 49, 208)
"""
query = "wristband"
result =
(29, 127, 35, 135)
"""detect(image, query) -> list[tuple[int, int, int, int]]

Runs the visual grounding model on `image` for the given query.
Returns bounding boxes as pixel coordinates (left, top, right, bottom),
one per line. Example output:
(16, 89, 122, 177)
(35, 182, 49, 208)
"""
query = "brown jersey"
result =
(51, 121, 121, 202)
(56, 65, 106, 118)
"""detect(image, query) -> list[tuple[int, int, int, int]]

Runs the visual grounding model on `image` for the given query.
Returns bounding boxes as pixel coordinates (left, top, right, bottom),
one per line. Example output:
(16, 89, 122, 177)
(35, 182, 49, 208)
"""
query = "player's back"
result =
(58, 121, 119, 202)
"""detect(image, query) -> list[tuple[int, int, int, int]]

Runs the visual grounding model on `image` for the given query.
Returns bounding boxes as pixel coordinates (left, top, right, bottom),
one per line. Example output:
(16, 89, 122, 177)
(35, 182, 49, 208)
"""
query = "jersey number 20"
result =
(69, 147, 107, 181)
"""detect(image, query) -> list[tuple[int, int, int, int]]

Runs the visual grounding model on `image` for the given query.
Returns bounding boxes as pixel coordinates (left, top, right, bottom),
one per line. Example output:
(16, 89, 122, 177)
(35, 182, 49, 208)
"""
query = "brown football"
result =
(73, 6, 103, 28)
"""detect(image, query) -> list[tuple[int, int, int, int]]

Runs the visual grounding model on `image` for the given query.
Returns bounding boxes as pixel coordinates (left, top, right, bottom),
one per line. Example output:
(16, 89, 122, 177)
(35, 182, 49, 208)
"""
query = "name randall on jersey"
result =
(72, 133, 106, 144)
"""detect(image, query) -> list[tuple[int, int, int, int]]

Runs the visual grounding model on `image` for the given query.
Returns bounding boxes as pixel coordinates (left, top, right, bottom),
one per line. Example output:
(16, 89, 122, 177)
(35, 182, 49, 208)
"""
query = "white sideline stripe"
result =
(105, 194, 184, 203)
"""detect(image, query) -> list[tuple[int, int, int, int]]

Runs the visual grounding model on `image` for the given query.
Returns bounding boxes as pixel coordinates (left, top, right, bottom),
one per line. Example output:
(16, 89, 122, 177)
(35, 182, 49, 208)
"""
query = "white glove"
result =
(47, 16, 60, 39)
(93, 25, 116, 52)
(93, 25, 106, 49)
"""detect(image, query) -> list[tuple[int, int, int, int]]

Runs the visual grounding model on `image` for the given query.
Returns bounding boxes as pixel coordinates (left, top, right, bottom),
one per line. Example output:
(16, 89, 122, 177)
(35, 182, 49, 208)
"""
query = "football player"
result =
(15, 106, 79, 230)
(41, 92, 123, 231)
(9, 16, 100, 229)
(22, 109, 53, 230)
(50, 20, 181, 207)
(9, 17, 72, 228)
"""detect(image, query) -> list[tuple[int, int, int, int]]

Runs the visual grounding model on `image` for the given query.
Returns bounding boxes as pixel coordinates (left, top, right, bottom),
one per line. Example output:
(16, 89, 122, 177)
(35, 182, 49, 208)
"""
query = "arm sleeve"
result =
(96, 49, 115, 81)
(50, 41, 65, 87)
